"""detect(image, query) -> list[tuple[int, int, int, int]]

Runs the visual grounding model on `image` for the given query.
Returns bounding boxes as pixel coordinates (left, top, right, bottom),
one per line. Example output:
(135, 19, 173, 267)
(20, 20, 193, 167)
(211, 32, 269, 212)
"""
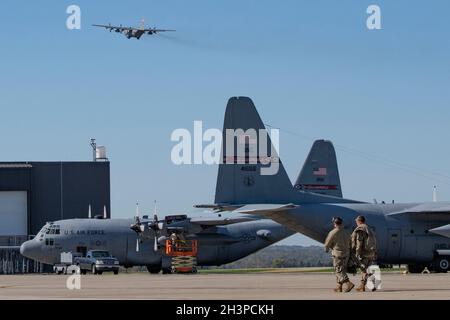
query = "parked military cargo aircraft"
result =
(20, 211, 295, 273)
(197, 96, 450, 273)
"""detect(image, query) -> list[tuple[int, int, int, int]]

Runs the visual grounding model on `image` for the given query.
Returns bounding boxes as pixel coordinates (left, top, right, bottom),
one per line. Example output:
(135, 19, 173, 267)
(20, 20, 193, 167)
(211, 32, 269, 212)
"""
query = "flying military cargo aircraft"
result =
(197, 96, 450, 273)
(92, 18, 175, 40)
(20, 208, 294, 273)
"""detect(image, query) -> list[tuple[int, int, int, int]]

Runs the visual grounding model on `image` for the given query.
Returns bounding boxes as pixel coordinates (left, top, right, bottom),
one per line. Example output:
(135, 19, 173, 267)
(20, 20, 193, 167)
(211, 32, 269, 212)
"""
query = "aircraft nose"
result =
(20, 240, 40, 259)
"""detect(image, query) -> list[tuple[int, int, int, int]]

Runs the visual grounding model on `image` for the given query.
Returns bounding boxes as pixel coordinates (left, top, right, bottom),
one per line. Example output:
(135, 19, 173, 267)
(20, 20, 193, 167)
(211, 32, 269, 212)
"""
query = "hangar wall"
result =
(0, 162, 111, 236)
(29, 162, 111, 234)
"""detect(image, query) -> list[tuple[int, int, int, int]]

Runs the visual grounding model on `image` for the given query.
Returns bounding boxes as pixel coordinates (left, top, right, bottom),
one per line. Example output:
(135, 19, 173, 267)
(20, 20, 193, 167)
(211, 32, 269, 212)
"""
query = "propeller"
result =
(130, 202, 143, 252)
(130, 202, 142, 232)
(130, 201, 163, 252)
(149, 200, 161, 251)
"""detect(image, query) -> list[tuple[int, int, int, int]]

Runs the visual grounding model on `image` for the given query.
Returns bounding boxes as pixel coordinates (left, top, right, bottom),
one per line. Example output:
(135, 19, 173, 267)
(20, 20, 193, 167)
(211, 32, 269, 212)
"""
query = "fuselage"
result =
(122, 29, 145, 39)
(276, 201, 450, 264)
(20, 218, 295, 267)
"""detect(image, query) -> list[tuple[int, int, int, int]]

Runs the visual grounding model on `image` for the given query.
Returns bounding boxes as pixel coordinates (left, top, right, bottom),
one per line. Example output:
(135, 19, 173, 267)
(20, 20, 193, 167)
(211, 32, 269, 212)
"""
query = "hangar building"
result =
(0, 161, 110, 273)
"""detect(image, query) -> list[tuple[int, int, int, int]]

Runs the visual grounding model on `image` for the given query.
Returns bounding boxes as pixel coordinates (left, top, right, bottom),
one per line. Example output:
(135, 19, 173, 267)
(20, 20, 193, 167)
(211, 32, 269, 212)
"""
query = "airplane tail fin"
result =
(214, 97, 355, 205)
(294, 140, 343, 198)
(140, 18, 145, 30)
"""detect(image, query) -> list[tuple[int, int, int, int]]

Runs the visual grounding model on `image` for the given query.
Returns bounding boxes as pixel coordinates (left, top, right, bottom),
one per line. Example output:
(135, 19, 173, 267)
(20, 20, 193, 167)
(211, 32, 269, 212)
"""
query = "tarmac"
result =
(0, 270, 449, 300)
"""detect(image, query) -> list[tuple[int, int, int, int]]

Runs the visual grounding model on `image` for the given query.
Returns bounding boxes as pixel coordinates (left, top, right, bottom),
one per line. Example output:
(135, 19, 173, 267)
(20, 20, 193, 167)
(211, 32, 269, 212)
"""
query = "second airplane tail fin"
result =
(294, 140, 343, 198)
(214, 97, 357, 206)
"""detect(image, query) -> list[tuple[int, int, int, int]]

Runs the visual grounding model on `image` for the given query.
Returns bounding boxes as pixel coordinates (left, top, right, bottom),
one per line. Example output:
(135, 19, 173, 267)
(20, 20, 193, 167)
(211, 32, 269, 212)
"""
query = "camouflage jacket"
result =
(324, 226, 351, 257)
(351, 224, 372, 258)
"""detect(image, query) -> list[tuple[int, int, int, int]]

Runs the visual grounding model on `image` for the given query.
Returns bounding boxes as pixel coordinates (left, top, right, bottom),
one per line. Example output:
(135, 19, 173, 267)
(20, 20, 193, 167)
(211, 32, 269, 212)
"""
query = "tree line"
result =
(221, 245, 332, 269)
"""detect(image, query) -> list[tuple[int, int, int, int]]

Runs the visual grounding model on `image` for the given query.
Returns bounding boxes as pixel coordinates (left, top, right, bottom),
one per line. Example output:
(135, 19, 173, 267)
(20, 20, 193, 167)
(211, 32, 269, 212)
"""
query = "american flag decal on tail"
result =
(313, 167, 327, 176)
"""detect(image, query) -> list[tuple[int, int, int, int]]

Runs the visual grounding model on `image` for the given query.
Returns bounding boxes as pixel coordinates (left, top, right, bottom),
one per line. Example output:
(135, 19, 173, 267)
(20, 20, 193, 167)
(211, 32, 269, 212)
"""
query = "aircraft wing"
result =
(190, 216, 257, 226)
(194, 204, 244, 212)
(194, 203, 298, 216)
(387, 203, 450, 217)
(233, 204, 297, 216)
(430, 224, 450, 238)
(144, 28, 176, 33)
(193, 203, 297, 229)
(92, 24, 133, 31)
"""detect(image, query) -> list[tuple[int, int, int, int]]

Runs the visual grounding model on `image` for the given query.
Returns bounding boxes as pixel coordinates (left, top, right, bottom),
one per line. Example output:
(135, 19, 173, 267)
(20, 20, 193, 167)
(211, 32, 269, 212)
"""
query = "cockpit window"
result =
(37, 224, 61, 238)
(38, 225, 50, 236)
(44, 225, 61, 235)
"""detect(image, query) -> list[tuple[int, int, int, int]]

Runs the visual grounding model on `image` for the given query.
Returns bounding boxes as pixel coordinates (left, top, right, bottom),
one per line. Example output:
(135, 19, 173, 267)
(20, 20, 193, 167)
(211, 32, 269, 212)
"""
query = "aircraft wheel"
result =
(81, 269, 87, 275)
(407, 264, 426, 273)
(113, 270, 119, 275)
(434, 256, 449, 273)
(97, 271, 103, 275)
(146, 265, 162, 274)
(162, 268, 172, 274)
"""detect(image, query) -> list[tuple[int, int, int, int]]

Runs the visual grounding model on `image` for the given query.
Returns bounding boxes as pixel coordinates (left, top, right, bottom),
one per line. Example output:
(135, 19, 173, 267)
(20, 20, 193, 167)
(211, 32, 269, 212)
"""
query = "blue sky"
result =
(1, 1, 449, 245)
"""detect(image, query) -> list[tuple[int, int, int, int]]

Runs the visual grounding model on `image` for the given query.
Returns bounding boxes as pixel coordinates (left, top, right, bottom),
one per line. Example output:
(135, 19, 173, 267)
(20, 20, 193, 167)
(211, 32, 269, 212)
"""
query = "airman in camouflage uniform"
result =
(351, 215, 377, 292)
(324, 217, 355, 293)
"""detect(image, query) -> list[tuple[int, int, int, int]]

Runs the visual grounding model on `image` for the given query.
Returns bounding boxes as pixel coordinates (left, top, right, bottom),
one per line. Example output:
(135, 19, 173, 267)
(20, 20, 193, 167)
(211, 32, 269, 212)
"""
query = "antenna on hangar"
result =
(90, 139, 97, 162)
